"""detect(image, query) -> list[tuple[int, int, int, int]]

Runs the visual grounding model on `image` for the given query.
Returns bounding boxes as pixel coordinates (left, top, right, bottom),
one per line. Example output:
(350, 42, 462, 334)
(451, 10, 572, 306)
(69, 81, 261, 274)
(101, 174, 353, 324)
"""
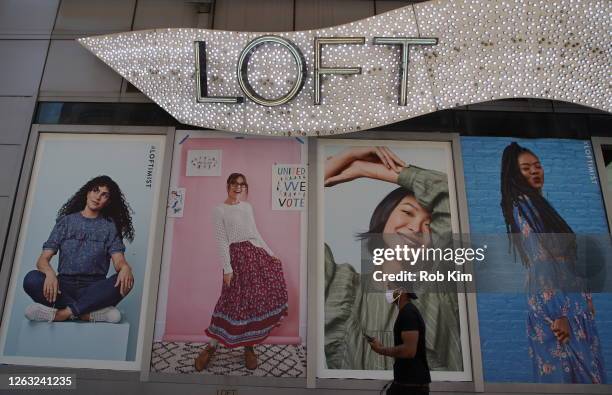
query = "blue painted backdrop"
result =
(461, 137, 611, 382)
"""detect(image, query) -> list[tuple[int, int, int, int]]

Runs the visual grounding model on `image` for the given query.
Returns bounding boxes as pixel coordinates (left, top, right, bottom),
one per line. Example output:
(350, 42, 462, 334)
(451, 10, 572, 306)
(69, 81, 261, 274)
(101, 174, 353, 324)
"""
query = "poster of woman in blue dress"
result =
(500, 142, 606, 383)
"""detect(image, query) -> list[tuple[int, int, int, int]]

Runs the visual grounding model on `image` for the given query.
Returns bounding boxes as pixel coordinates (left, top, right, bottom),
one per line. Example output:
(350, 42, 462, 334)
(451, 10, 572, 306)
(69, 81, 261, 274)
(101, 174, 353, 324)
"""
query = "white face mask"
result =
(385, 289, 400, 304)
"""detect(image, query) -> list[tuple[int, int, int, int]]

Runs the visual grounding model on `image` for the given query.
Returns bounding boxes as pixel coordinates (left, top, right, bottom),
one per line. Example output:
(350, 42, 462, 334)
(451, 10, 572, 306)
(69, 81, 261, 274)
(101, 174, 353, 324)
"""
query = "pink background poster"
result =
(162, 137, 304, 343)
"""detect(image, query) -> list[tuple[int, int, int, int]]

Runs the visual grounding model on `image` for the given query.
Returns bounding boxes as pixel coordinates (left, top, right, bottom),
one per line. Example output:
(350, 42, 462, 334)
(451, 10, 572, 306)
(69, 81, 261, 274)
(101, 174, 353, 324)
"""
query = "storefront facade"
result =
(0, 1, 610, 394)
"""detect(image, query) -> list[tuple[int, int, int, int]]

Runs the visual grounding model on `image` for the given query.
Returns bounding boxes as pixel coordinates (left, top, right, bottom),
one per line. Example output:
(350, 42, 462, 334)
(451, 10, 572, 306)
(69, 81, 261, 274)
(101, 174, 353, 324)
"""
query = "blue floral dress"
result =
(514, 197, 606, 383)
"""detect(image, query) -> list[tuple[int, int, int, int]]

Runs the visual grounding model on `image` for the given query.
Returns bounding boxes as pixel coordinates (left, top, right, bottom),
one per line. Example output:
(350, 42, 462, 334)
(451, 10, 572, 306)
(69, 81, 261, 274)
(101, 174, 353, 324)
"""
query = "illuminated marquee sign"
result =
(195, 36, 437, 107)
(79, 0, 609, 136)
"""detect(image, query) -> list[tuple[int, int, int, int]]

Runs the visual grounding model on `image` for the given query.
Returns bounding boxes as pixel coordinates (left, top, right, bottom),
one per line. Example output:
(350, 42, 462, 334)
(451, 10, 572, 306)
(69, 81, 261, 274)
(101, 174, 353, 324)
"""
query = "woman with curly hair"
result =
(22, 175, 135, 323)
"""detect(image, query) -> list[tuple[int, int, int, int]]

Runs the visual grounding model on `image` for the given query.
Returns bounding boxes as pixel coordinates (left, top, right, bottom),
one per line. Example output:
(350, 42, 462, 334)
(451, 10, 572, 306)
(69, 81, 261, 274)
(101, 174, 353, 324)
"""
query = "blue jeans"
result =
(23, 270, 124, 317)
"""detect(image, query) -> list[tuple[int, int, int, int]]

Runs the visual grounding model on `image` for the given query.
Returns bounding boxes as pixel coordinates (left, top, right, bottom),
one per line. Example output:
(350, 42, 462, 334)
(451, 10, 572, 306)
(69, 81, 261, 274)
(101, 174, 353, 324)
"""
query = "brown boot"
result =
(244, 346, 257, 370)
(194, 345, 216, 371)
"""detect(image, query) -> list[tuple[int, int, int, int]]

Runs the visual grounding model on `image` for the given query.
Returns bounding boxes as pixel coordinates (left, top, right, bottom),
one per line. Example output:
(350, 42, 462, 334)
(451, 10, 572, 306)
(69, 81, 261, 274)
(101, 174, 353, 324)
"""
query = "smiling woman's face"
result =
(382, 195, 431, 246)
(227, 175, 247, 198)
(518, 152, 544, 190)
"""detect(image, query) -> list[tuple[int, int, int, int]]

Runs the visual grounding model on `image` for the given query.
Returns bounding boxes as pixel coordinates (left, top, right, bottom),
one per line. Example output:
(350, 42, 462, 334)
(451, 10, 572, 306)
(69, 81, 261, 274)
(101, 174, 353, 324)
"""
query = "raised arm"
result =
(325, 147, 406, 186)
(323, 146, 452, 243)
(397, 166, 451, 244)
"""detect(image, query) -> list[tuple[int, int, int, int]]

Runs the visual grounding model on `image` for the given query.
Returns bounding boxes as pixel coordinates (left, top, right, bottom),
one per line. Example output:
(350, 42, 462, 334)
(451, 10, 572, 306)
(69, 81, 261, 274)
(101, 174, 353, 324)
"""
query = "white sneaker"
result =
(89, 307, 121, 323)
(24, 303, 57, 322)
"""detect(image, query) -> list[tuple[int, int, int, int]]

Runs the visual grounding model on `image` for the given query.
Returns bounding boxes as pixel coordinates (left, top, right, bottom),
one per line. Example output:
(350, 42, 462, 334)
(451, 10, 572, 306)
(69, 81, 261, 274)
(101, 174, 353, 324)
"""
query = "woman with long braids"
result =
(194, 173, 288, 371)
(501, 142, 606, 383)
(22, 175, 135, 323)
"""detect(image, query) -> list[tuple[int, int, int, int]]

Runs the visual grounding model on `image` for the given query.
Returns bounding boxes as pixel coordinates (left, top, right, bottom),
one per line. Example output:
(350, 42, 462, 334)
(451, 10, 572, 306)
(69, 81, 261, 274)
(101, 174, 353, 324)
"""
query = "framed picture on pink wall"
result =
(186, 149, 222, 177)
(150, 130, 308, 378)
(272, 164, 307, 211)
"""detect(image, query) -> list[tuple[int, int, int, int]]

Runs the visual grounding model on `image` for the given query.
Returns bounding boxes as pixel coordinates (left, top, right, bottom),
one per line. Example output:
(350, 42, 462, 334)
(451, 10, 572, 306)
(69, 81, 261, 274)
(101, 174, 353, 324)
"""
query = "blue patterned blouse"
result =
(514, 196, 606, 383)
(42, 212, 126, 276)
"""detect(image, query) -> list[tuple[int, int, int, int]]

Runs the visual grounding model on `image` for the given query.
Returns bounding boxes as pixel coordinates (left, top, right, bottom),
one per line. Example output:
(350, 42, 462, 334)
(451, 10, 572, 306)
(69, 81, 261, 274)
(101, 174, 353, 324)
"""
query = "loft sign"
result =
(78, 1, 608, 136)
(195, 35, 437, 107)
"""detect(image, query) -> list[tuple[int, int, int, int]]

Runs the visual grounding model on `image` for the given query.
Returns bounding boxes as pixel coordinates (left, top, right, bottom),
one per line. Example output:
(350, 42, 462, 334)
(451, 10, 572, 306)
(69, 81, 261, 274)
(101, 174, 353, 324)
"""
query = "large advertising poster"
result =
(462, 137, 611, 383)
(599, 142, 612, 230)
(151, 131, 307, 377)
(0, 133, 165, 370)
(317, 139, 471, 380)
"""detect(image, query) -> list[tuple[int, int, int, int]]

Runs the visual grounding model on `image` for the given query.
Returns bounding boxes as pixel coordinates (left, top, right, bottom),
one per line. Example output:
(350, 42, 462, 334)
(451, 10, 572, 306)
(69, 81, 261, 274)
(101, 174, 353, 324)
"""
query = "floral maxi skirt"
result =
(206, 241, 289, 347)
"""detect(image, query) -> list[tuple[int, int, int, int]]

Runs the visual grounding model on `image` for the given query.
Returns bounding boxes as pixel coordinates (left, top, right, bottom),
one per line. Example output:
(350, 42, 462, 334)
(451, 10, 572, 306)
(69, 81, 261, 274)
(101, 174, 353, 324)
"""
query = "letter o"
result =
(237, 35, 307, 106)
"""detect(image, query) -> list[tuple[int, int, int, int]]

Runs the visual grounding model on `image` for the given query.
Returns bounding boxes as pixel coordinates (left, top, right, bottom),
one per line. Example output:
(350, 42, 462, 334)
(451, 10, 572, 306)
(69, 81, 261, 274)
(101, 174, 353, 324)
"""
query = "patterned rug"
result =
(150, 342, 306, 377)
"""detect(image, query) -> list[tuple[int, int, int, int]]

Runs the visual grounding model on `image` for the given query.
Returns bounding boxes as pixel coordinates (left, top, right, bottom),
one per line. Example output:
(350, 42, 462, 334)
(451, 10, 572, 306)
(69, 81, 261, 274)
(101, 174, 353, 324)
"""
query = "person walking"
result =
(368, 289, 431, 395)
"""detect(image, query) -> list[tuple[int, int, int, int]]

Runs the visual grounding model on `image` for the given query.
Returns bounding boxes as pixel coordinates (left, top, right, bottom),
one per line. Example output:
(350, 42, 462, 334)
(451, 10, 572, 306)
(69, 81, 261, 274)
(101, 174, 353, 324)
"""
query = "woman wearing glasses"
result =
(195, 173, 288, 371)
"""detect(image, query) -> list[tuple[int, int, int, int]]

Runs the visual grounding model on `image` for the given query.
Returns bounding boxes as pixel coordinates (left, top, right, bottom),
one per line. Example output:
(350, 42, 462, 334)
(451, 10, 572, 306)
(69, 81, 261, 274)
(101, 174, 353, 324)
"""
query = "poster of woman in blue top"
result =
(0, 133, 165, 370)
(22, 175, 135, 325)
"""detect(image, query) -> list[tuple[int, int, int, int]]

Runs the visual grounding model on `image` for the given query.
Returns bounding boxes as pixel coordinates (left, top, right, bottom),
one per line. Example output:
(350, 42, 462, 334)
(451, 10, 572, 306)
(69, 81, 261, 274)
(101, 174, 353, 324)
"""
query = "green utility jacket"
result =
(324, 166, 463, 371)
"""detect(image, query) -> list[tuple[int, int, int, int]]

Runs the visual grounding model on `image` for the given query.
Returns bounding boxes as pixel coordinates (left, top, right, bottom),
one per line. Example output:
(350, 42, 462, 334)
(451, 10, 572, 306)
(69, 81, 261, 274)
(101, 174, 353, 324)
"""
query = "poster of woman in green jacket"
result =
(322, 142, 464, 375)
